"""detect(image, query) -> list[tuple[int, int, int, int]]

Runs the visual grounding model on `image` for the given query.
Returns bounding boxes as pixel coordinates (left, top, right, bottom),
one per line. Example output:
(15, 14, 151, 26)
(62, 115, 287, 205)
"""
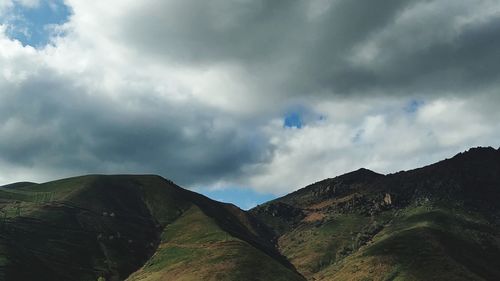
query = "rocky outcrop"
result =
(258, 202, 304, 220)
(383, 193, 392, 205)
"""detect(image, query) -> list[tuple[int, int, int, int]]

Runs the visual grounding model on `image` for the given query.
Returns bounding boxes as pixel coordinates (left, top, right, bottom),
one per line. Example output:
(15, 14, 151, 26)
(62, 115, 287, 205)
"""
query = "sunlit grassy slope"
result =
(308, 202, 500, 281)
(127, 205, 304, 281)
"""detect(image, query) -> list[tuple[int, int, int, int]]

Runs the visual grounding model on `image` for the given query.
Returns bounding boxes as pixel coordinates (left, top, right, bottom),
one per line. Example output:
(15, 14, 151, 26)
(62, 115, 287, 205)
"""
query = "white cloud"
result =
(0, 1, 13, 16)
(16, 0, 40, 8)
(241, 96, 500, 194)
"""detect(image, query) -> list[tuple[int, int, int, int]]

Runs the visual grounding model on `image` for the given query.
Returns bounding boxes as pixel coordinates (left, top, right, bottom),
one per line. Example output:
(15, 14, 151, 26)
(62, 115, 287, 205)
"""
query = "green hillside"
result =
(127, 204, 304, 281)
(0, 175, 303, 281)
(1, 147, 499, 280)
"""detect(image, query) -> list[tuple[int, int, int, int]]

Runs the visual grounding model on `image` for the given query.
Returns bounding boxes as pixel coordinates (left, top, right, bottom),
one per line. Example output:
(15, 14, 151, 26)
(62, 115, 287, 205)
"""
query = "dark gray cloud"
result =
(118, 0, 500, 98)
(1, 0, 500, 192)
(344, 8, 500, 95)
(0, 67, 273, 185)
(123, 0, 305, 64)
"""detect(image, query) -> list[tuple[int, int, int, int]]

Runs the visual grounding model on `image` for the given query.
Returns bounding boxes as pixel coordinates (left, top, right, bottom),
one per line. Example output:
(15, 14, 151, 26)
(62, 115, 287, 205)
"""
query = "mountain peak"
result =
(342, 167, 382, 177)
(453, 146, 499, 158)
(334, 167, 384, 184)
(433, 146, 500, 171)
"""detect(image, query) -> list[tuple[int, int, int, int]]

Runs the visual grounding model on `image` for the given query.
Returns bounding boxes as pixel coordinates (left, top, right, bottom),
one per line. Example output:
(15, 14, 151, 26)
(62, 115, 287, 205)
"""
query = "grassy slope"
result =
(0, 175, 172, 281)
(278, 214, 371, 279)
(314, 202, 500, 281)
(127, 205, 305, 281)
(263, 201, 500, 281)
(253, 199, 500, 281)
(252, 201, 500, 281)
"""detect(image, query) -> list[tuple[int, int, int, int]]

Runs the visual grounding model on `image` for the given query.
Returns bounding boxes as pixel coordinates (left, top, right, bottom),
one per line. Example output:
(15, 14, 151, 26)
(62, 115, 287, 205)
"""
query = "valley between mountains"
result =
(1, 147, 499, 281)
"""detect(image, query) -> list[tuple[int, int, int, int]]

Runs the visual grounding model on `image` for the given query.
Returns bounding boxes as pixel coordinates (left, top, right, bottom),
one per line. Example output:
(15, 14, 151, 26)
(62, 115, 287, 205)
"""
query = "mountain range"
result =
(0, 147, 499, 280)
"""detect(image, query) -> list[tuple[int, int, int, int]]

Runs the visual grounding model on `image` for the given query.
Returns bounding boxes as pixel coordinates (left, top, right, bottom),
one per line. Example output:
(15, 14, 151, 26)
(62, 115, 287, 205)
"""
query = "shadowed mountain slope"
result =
(0, 175, 304, 281)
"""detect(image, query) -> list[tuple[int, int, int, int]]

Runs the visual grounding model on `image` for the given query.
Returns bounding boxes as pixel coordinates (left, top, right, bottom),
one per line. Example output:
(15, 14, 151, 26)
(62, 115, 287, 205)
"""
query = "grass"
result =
(257, 197, 500, 281)
(160, 205, 234, 244)
(128, 205, 305, 281)
(278, 213, 371, 277)
(311, 202, 500, 281)
(143, 246, 202, 272)
(0, 175, 183, 281)
(19, 175, 99, 200)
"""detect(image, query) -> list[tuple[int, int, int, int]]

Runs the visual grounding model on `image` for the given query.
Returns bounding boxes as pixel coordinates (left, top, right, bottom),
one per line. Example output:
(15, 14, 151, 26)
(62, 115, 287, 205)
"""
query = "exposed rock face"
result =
(263, 168, 384, 209)
(257, 202, 304, 220)
(312, 184, 336, 198)
(256, 147, 500, 226)
(383, 193, 392, 205)
(252, 146, 500, 234)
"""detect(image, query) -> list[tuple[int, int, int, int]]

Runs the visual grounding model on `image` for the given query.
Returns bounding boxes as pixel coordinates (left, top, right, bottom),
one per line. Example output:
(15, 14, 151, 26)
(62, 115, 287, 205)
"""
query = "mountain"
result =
(0, 175, 304, 281)
(0, 182, 37, 189)
(0, 147, 499, 281)
(251, 147, 500, 280)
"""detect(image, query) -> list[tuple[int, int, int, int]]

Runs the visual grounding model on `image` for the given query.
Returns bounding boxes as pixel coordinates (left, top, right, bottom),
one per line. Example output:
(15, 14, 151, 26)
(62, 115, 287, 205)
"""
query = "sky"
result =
(1, 0, 500, 209)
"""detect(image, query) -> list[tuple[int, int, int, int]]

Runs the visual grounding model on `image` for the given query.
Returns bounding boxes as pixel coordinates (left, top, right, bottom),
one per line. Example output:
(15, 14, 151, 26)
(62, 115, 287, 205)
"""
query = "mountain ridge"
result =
(250, 146, 500, 280)
(0, 146, 499, 280)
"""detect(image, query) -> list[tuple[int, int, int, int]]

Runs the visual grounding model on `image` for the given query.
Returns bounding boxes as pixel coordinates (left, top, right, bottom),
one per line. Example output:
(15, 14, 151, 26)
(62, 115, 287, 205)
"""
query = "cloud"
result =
(16, 0, 40, 8)
(243, 96, 500, 194)
(0, 39, 273, 186)
(344, 0, 500, 95)
(1, 0, 500, 197)
(0, 0, 40, 14)
(86, 0, 500, 99)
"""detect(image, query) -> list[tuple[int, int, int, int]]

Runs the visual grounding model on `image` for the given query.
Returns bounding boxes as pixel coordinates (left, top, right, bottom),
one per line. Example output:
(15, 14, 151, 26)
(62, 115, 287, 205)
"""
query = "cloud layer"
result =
(1, 0, 500, 194)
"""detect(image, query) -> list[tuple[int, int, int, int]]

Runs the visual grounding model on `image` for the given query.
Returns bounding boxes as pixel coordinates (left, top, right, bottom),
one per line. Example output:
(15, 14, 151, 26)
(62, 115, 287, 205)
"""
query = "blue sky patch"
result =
(2, 0, 71, 47)
(283, 112, 303, 128)
(199, 187, 276, 210)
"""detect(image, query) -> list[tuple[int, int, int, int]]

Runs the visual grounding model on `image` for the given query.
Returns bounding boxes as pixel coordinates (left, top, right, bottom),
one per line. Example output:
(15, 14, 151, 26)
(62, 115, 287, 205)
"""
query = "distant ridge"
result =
(0, 182, 36, 189)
